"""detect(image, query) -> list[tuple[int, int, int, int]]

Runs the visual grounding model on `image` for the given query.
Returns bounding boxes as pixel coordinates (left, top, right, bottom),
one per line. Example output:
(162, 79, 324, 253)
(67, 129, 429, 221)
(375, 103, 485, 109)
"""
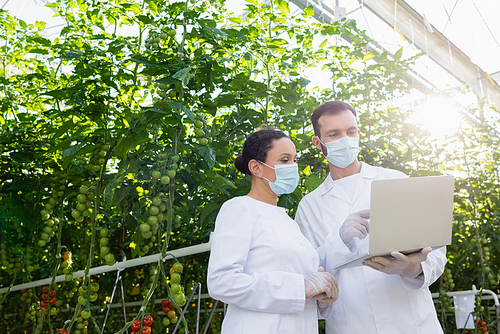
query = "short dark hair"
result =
(311, 101, 357, 137)
(234, 129, 289, 175)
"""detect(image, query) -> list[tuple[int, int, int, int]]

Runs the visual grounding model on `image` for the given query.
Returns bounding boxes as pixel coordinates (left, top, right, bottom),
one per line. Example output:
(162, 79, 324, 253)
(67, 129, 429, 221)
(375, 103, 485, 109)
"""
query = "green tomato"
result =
(152, 196, 162, 206)
(152, 170, 162, 180)
(65, 274, 73, 281)
(81, 309, 91, 319)
(195, 129, 205, 137)
(100, 246, 110, 255)
(100, 228, 109, 238)
(77, 295, 87, 305)
(90, 282, 100, 292)
(79, 185, 89, 194)
(170, 283, 182, 294)
(148, 216, 158, 225)
(167, 170, 176, 178)
(163, 317, 170, 325)
(160, 175, 170, 184)
(104, 253, 115, 264)
(76, 203, 87, 212)
(89, 291, 98, 302)
(79, 286, 88, 295)
(172, 262, 183, 273)
(194, 120, 203, 128)
(171, 154, 180, 163)
(199, 138, 209, 146)
(171, 272, 181, 283)
(149, 206, 160, 216)
(140, 223, 151, 232)
(77, 194, 87, 203)
(173, 292, 185, 304)
(142, 231, 153, 239)
(100, 237, 109, 246)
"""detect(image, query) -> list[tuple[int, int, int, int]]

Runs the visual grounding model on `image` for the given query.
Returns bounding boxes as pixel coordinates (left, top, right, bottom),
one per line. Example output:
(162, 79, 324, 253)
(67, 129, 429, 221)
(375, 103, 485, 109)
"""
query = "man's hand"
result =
(339, 209, 370, 245)
(363, 247, 432, 278)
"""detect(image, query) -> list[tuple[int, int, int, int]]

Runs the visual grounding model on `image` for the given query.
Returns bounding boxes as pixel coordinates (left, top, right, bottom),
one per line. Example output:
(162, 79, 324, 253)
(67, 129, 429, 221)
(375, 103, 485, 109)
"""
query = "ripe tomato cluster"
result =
(130, 315, 153, 334)
(40, 285, 57, 308)
(161, 298, 179, 325)
(57, 329, 69, 334)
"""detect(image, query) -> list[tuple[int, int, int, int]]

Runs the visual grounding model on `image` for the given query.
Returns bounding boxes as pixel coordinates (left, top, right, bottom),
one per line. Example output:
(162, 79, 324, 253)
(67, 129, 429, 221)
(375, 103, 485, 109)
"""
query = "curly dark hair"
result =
(234, 129, 289, 175)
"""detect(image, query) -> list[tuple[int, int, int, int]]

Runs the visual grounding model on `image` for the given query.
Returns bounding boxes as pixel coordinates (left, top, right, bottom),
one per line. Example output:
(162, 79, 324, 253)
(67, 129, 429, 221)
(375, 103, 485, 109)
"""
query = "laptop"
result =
(334, 175, 454, 270)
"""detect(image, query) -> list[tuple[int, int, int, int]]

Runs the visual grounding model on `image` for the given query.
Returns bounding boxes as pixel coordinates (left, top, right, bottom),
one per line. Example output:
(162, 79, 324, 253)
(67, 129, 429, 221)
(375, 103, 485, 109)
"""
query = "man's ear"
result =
(312, 136, 323, 150)
(248, 159, 263, 178)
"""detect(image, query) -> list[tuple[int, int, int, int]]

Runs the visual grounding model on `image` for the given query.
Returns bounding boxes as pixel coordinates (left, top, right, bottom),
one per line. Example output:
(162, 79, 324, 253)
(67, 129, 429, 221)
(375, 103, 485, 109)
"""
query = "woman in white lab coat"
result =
(207, 129, 338, 334)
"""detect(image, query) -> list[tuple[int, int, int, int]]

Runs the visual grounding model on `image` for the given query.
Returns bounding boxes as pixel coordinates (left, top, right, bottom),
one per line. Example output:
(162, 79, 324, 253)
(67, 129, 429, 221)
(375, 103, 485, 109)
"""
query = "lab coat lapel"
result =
(350, 162, 378, 210)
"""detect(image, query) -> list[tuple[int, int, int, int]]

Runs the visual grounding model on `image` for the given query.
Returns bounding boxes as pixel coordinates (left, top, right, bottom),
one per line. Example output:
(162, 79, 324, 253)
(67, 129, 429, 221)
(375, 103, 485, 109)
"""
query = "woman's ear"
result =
(248, 159, 263, 178)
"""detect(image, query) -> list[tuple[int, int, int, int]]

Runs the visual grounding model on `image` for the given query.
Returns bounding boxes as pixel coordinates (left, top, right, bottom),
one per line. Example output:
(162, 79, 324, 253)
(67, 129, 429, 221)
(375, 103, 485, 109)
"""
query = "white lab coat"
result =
(296, 162, 446, 334)
(208, 196, 331, 334)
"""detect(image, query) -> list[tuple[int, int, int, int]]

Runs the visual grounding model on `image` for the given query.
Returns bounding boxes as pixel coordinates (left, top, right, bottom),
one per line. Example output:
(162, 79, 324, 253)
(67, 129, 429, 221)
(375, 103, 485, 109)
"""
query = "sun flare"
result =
(408, 97, 464, 138)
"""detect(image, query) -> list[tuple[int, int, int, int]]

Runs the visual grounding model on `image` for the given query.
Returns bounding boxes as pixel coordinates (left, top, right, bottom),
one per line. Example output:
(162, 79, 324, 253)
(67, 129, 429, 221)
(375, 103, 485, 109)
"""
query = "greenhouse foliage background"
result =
(0, 0, 499, 333)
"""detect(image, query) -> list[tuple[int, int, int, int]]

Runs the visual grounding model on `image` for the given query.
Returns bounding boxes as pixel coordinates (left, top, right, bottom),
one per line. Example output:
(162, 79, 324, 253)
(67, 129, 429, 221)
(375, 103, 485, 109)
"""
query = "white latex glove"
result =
(304, 267, 337, 299)
(339, 209, 370, 246)
(363, 247, 432, 278)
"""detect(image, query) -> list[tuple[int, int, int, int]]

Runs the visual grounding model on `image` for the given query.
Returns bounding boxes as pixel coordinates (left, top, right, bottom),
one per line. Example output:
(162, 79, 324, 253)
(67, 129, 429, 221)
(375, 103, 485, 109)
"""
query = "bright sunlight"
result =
(408, 97, 464, 139)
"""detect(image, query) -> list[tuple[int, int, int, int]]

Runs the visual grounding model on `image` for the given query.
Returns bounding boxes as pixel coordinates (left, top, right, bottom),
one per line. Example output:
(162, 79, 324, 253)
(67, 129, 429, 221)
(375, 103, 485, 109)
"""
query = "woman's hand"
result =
(304, 267, 338, 300)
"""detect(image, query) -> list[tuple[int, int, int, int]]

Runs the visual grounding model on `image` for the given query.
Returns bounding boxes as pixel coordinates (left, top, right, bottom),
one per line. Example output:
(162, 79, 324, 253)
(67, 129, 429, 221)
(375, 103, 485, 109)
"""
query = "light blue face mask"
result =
(319, 136, 360, 168)
(258, 161, 299, 195)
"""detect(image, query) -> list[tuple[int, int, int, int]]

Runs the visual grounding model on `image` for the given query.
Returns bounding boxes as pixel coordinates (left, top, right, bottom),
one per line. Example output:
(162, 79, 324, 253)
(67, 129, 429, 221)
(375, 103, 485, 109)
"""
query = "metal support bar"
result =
(0, 235, 212, 295)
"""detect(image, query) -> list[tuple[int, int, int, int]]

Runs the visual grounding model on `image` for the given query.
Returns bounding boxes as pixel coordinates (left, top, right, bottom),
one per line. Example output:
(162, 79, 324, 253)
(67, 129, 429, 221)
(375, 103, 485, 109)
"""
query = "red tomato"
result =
(48, 298, 56, 305)
(161, 299, 169, 307)
(142, 315, 153, 326)
(479, 321, 486, 327)
(162, 306, 170, 314)
(42, 286, 49, 294)
(41, 293, 48, 301)
(141, 326, 151, 334)
(49, 290, 57, 298)
(130, 320, 141, 332)
(40, 301, 48, 308)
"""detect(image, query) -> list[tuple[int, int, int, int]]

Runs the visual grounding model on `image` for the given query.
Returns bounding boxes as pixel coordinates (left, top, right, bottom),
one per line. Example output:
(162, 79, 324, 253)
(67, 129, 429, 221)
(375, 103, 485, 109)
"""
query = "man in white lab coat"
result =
(295, 101, 446, 333)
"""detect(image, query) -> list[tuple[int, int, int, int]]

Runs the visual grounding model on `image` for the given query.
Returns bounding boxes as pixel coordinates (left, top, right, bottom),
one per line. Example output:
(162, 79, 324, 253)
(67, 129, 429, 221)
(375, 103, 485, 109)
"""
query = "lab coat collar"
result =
(319, 161, 378, 196)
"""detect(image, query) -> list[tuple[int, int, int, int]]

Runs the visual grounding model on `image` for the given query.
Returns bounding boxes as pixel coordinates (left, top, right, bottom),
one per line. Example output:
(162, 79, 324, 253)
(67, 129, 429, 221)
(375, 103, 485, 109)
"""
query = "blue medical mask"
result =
(258, 161, 299, 195)
(319, 136, 359, 168)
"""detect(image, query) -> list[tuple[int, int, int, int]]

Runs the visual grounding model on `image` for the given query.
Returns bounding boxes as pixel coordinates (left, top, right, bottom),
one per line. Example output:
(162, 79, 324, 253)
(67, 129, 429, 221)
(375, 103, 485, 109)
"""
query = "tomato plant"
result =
(0, 0, 496, 333)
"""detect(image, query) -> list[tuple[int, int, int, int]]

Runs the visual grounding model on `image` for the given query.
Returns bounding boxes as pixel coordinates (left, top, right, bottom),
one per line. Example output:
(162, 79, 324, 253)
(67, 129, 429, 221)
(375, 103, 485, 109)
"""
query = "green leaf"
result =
(167, 101, 195, 122)
(299, 77, 311, 88)
(363, 52, 376, 61)
(51, 120, 75, 140)
(277, 0, 290, 14)
(199, 146, 216, 169)
(114, 136, 136, 159)
(62, 143, 85, 157)
(157, 76, 180, 85)
(304, 175, 324, 193)
(200, 201, 222, 223)
(393, 47, 403, 60)
(172, 67, 195, 87)
(284, 103, 295, 115)
(136, 15, 154, 24)
(304, 5, 314, 16)
(9, 152, 32, 163)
